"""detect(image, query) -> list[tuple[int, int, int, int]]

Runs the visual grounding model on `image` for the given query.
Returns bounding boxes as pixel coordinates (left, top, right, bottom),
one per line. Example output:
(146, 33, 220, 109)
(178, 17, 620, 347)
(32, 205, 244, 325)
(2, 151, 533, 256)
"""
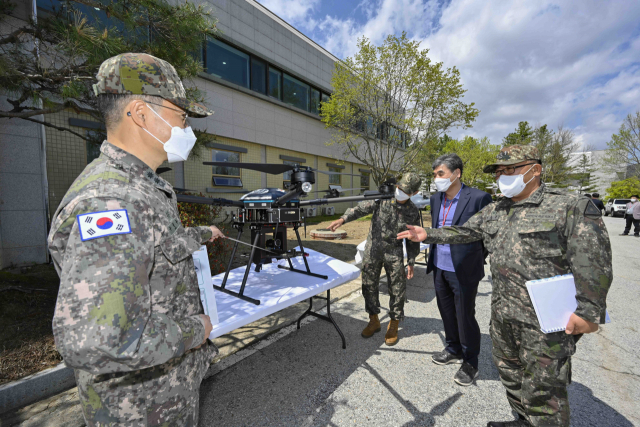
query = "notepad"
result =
(526, 274, 610, 334)
(192, 245, 219, 333)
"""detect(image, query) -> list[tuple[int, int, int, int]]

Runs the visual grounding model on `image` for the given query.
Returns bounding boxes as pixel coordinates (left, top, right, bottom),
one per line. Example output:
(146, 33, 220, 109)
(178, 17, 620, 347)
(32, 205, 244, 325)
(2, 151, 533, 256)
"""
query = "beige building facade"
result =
(1, 0, 392, 268)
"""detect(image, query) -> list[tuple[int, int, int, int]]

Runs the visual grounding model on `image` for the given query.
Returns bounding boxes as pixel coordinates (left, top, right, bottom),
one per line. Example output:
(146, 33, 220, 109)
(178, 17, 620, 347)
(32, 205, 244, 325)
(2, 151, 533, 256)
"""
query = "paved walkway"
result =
(198, 215, 640, 426)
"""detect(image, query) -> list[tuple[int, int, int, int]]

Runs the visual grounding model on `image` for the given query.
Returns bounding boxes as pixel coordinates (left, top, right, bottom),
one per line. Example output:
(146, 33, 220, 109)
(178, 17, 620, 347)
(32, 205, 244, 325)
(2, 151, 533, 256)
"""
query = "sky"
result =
(256, 0, 640, 151)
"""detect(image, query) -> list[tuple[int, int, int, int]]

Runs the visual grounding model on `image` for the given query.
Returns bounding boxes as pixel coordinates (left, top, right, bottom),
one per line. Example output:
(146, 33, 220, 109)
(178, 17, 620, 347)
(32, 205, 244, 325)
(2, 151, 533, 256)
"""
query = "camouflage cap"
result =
(483, 145, 541, 173)
(92, 53, 213, 118)
(397, 172, 422, 194)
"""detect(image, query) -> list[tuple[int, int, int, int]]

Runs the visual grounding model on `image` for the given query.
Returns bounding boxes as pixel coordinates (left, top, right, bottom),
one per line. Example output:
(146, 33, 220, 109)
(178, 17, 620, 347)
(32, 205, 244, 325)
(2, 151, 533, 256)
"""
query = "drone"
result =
(173, 161, 396, 305)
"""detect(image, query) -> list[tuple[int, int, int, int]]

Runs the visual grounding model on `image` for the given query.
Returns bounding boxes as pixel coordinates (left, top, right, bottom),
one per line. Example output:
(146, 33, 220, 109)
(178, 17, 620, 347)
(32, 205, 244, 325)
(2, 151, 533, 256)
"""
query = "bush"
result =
(604, 177, 640, 200)
(177, 193, 231, 275)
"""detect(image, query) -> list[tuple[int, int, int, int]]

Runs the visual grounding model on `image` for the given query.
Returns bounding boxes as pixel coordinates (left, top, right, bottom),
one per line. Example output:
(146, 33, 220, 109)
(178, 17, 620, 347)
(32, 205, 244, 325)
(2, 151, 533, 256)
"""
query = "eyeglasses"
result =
(146, 101, 190, 127)
(494, 162, 538, 178)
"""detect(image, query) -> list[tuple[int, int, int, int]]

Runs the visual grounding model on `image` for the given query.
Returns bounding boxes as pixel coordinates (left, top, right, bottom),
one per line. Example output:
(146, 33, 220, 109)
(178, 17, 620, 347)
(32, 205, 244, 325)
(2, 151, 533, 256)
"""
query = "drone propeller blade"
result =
(156, 167, 172, 174)
(315, 169, 363, 177)
(203, 162, 295, 175)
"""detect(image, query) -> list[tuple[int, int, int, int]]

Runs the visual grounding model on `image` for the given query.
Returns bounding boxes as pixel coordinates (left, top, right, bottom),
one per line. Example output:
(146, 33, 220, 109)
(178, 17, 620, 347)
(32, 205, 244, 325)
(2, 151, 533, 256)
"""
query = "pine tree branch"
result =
(18, 116, 90, 141)
(0, 102, 70, 118)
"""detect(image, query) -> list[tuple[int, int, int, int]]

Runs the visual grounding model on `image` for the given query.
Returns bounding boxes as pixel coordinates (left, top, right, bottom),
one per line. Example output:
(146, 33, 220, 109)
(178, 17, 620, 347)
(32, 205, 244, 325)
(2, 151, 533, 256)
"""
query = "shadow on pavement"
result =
(199, 307, 472, 426)
(198, 297, 501, 426)
(199, 311, 383, 426)
(569, 381, 636, 427)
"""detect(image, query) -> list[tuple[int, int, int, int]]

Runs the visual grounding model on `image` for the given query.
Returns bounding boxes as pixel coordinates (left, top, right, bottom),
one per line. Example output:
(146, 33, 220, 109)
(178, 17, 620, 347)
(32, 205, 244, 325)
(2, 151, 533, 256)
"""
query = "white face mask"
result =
(498, 165, 535, 198)
(395, 187, 410, 201)
(632, 198, 638, 203)
(143, 105, 197, 163)
(434, 173, 458, 193)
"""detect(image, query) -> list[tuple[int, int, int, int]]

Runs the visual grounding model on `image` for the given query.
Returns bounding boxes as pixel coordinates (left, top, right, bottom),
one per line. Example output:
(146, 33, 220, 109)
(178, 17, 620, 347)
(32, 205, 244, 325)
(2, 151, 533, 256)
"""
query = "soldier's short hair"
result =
(432, 153, 464, 176)
(592, 193, 600, 198)
(97, 94, 163, 130)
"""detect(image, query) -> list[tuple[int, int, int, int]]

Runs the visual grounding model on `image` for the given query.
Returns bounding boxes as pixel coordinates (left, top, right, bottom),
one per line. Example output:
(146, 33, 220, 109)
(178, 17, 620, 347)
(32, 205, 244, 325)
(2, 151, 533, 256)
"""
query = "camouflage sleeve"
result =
(405, 208, 421, 266)
(564, 198, 612, 324)
(423, 208, 485, 244)
(341, 200, 377, 223)
(52, 197, 205, 375)
(184, 226, 213, 244)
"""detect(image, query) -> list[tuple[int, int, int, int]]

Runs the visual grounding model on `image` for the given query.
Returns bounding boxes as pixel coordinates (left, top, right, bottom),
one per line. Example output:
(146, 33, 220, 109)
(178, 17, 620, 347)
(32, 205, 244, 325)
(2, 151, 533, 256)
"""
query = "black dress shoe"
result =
(432, 349, 463, 365)
(454, 361, 478, 386)
(487, 414, 531, 426)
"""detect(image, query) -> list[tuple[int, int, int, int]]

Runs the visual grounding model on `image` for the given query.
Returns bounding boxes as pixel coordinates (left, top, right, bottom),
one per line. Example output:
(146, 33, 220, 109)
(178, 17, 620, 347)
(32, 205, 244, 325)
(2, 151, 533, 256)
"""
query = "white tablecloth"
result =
(208, 248, 360, 339)
(354, 240, 429, 264)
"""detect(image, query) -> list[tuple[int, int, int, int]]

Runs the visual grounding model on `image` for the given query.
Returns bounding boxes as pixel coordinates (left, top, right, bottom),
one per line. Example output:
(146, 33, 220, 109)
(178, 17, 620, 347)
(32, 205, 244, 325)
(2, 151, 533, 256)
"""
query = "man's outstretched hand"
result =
(397, 225, 427, 242)
(328, 218, 345, 232)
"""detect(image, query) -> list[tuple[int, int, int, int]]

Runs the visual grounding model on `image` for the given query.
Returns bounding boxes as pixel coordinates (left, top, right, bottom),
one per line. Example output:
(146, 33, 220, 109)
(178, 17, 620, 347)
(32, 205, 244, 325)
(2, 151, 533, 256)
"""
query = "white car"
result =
(604, 199, 631, 217)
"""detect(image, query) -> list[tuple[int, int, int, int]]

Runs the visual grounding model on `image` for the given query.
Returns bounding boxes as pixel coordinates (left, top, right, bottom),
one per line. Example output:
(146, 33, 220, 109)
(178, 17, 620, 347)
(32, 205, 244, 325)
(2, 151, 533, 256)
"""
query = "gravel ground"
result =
(198, 215, 640, 427)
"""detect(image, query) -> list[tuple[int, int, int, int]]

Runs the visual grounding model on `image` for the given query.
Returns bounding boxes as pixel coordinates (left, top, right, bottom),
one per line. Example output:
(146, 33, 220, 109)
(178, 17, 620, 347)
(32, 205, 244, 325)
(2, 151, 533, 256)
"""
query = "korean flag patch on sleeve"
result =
(77, 209, 132, 241)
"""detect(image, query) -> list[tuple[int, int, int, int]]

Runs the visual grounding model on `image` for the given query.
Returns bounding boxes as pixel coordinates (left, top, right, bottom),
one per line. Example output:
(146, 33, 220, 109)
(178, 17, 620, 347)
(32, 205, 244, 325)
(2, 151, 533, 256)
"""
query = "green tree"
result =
(572, 153, 598, 194)
(413, 134, 451, 191)
(0, 0, 217, 141)
(502, 121, 533, 147)
(441, 136, 501, 192)
(602, 112, 640, 179)
(320, 33, 479, 186)
(604, 177, 640, 199)
(541, 126, 578, 187)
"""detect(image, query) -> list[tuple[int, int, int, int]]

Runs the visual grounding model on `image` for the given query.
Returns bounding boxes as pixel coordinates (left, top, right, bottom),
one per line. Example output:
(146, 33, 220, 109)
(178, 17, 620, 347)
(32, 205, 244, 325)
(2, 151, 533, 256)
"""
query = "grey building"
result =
(0, 0, 405, 268)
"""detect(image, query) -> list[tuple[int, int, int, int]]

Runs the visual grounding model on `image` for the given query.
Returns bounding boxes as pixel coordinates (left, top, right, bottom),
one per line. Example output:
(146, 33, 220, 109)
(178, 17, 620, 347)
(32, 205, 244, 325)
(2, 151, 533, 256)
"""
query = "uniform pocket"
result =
(160, 229, 201, 264)
(518, 222, 563, 258)
(90, 373, 147, 424)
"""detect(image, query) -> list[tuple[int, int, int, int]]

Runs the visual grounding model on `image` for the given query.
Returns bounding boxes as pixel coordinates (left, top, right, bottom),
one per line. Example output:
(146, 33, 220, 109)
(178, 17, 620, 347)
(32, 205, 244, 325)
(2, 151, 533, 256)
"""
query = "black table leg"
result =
(296, 289, 346, 349)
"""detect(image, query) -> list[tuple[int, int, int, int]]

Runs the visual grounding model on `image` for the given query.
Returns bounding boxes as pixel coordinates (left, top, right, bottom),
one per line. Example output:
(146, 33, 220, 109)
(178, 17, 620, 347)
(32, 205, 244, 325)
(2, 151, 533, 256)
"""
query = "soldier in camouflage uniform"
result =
(398, 146, 612, 427)
(47, 53, 221, 426)
(328, 173, 422, 346)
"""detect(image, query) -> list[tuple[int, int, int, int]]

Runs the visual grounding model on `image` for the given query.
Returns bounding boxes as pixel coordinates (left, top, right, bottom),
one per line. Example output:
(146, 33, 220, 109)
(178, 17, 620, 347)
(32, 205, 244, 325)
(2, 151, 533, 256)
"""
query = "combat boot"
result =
(385, 319, 400, 346)
(361, 314, 381, 338)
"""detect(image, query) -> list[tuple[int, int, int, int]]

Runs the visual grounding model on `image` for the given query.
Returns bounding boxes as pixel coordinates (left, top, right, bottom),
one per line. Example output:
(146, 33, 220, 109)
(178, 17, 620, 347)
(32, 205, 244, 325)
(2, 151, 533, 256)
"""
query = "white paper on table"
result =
(355, 240, 429, 264)
(192, 246, 219, 332)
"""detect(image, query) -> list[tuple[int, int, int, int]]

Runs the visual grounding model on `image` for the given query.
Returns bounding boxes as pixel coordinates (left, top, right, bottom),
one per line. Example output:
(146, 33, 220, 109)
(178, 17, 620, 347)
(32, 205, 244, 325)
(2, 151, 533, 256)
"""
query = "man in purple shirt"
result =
(427, 154, 493, 386)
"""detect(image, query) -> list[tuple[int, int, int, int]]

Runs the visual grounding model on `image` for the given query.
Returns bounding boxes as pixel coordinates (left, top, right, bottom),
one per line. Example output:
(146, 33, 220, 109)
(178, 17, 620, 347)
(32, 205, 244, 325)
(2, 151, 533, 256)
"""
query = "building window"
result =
(360, 172, 370, 191)
(282, 160, 299, 184)
(328, 167, 341, 185)
(283, 73, 309, 111)
(205, 38, 249, 88)
(251, 57, 266, 94)
(268, 67, 281, 99)
(211, 149, 242, 187)
(388, 125, 401, 146)
(310, 88, 321, 115)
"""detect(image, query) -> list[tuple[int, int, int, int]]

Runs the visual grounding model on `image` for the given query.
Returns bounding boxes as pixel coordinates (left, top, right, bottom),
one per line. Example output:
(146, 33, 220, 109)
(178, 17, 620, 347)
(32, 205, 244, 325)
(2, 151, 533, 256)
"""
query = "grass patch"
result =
(356, 214, 373, 222)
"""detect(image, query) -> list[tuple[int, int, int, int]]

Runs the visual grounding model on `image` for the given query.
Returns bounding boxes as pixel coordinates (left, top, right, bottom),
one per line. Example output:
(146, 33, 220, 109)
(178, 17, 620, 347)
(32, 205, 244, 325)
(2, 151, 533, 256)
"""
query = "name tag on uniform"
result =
(77, 209, 132, 241)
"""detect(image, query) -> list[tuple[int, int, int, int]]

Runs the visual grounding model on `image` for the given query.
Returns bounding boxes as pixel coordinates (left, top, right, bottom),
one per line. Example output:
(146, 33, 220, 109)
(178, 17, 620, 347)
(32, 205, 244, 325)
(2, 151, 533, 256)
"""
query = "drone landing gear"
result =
(214, 224, 262, 305)
(214, 223, 328, 306)
(277, 225, 329, 281)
